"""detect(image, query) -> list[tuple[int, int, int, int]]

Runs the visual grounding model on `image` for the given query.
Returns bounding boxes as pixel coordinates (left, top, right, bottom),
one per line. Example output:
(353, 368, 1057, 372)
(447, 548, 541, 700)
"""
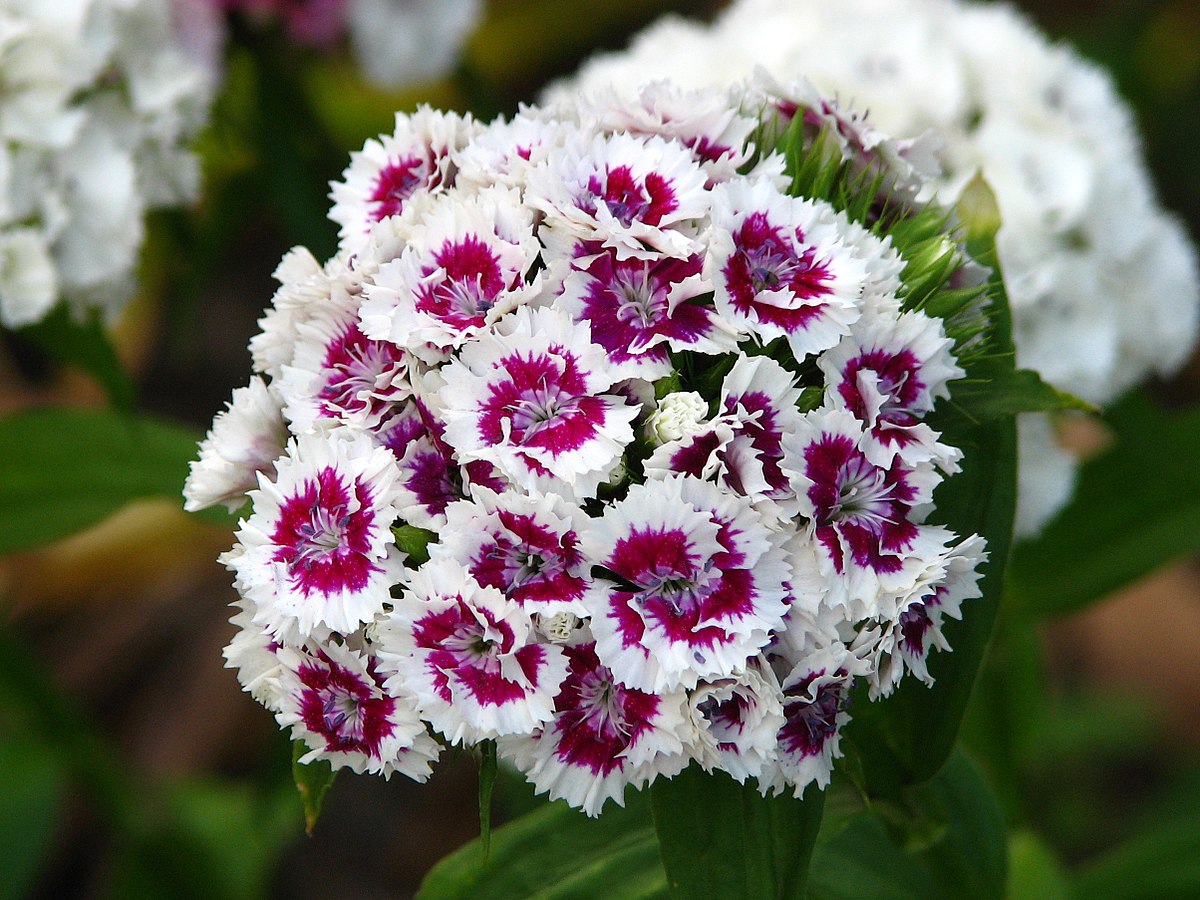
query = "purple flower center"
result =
(271, 466, 380, 596)
(415, 235, 510, 330)
(586, 164, 678, 227)
(298, 658, 397, 758)
(318, 323, 407, 423)
(699, 690, 751, 751)
(605, 523, 757, 651)
(369, 154, 433, 222)
(723, 213, 833, 329)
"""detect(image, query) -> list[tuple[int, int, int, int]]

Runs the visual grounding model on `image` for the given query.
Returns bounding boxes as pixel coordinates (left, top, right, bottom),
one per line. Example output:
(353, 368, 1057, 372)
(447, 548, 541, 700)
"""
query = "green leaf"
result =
(418, 789, 666, 899)
(1076, 811, 1200, 900)
(808, 751, 1007, 900)
(1007, 391, 1200, 617)
(947, 363, 1095, 422)
(0, 408, 206, 554)
(393, 524, 438, 567)
(912, 752, 1007, 900)
(17, 304, 136, 412)
(0, 734, 67, 898)
(650, 765, 824, 899)
(292, 741, 338, 836)
(1007, 831, 1074, 900)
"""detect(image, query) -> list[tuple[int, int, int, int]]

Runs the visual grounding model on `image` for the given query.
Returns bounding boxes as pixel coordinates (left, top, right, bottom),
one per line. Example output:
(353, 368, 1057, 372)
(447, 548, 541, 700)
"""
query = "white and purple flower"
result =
(224, 431, 403, 641)
(329, 107, 478, 251)
(584, 475, 791, 692)
(819, 306, 963, 467)
(432, 488, 591, 616)
(376, 560, 568, 745)
(527, 131, 710, 262)
(359, 186, 543, 359)
(708, 179, 866, 359)
(500, 639, 691, 816)
(438, 307, 639, 494)
(276, 642, 439, 779)
(783, 408, 941, 602)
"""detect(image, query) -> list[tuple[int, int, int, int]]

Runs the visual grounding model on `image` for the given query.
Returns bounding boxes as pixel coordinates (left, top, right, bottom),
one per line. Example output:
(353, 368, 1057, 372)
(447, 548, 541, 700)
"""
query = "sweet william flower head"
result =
(198, 80, 994, 813)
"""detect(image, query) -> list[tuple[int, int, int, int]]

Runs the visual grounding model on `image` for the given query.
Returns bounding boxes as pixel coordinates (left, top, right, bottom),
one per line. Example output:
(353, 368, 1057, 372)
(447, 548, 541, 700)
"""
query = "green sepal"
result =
(291, 741, 338, 836)
(393, 524, 439, 567)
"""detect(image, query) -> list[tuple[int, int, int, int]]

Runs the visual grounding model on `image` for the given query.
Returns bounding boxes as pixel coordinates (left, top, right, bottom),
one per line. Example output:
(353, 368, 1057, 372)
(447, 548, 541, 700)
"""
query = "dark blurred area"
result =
(1, 0, 1198, 897)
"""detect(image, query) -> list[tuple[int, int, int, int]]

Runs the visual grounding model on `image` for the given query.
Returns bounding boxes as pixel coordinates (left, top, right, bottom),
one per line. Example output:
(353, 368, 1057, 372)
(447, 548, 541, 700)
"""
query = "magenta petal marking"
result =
(551, 643, 661, 776)
(369, 153, 439, 222)
(778, 672, 846, 760)
(803, 432, 919, 573)
(723, 212, 833, 330)
(588, 165, 679, 227)
(298, 655, 397, 758)
(317, 322, 407, 423)
(470, 510, 586, 607)
(414, 235, 511, 331)
(270, 466, 381, 595)
(411, 600, 534, 707)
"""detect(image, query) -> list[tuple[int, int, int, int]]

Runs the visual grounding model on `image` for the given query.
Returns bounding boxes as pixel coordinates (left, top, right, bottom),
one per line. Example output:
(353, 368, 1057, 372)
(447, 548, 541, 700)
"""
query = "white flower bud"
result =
(646, 391, 710, 445)
(537, 613, 581, 644)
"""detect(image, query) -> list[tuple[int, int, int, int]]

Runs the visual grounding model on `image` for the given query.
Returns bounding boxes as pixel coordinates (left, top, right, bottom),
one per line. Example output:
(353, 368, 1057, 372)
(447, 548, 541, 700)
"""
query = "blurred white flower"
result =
(0, 0, 213, 327)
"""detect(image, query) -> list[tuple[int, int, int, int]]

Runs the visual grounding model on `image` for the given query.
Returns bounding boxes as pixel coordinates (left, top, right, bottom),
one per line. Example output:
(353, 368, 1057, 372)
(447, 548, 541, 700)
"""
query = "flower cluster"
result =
(188, 80, 989, 816)
(217, 0, 483, 90)
(550, 0, 1200, 536)
(0, 0, 214, 327)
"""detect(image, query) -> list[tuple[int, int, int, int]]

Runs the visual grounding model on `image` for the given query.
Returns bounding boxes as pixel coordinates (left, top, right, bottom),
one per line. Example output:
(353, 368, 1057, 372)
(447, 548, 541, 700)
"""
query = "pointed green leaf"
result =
(392, 524, 438, 567)
(948, 363, 1095, 422)
(0, 407, 210, 554)
(291, 741, 338, 836)
(1008, 390, 1200, 617)
(650, 766, 824, 899)
(418, 790, 666, 899)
